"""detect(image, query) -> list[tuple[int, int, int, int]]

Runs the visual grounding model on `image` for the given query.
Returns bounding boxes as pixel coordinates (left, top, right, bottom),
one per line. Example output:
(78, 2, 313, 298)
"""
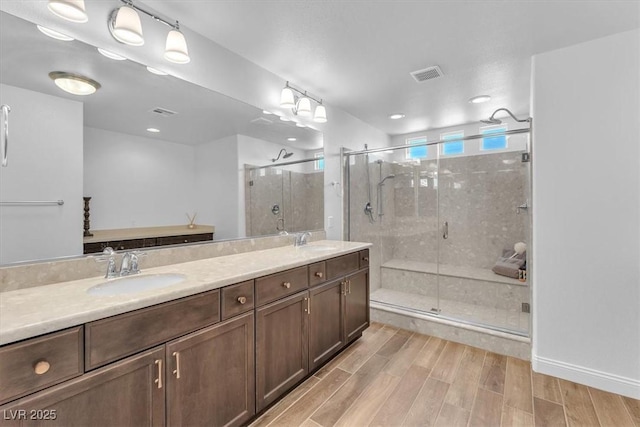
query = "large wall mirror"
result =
(0, 11, 324, 265)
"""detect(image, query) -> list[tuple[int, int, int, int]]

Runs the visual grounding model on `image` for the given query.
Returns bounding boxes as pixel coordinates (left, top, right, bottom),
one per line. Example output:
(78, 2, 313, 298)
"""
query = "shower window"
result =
(314, 152, 324, 171)
(406, 136, 428, 159)
(440, 131, 464, 155)
(481, 125, 508, 150)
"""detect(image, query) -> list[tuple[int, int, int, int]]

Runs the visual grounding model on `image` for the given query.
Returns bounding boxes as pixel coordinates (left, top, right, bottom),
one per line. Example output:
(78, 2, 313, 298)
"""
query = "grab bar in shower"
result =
(0, 200, 65, 206)
(1, 104, 10, 167)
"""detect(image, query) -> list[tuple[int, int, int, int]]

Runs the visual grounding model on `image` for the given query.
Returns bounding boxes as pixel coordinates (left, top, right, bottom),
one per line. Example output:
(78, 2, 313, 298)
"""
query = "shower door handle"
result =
(443, 221, 448, 239)
(1, 104, 9, 167)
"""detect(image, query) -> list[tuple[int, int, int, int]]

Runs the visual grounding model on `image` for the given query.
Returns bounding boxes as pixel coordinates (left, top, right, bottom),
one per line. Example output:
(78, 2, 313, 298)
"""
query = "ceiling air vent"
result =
(149, 107, 178, 117)
(410, 65, 443, 83)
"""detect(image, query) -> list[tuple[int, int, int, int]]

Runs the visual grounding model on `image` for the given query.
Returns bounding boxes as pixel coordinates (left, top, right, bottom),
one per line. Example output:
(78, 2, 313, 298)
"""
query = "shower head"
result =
(481, 108, 530, 125)
(272, 148, 294, 162)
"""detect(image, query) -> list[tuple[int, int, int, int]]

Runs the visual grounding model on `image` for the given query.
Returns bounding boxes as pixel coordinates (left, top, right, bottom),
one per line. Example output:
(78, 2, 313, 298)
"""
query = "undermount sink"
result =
(87, 273, 186, 296)
(297, 245, 334, 252)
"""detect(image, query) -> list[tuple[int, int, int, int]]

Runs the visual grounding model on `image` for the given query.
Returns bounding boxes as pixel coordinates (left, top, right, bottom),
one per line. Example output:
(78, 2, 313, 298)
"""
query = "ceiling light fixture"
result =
(279, 81, 328, 123)
(97, 47, 126, 61)
(295, 122, 306, 128)
(469, 95, 491, 104)
(37, 25, 74, 41)
(287, 137, 297, 142)
(262, 110, 273, 115)
(146, 66, 168, 76)
(146, 127, 160, 133)
(389, 113, 405, 120)
(108, 0, 190, 63)
(47, 0, 88, 23)
(49, 71, 100, 96)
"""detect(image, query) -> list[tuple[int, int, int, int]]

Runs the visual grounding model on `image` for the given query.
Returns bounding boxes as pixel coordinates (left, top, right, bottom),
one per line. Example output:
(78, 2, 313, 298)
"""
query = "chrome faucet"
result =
(95, 247, 145, 278)
(294, 232, 311, 247)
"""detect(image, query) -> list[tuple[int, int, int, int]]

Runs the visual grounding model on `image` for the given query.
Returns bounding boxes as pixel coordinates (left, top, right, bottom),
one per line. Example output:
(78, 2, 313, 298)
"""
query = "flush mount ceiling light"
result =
(469, 95, 491, 104)
(37, 25, 74, 41)
(97, 47, 126, 61)
(47, 0, 88, 23)
(108, 0, 190, 64)
(279, 81, 328, 123)
(146, 127, 160, 133)
(49, 71, 100, 96)
(262, 110, 273, 115)
(287, 137, 297, 142)
(389, 113, 405, 120)
(295, 122, 306, 128)
(146, 66, 168, 76)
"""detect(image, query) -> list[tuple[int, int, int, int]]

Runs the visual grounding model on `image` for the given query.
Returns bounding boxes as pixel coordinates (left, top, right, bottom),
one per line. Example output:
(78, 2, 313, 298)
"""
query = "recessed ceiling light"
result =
(146, 66, 168, 76)
(287, 137, 297, 142)
(262, 110, 273, 115)
(389, 113, 405, 120)
(469, 95, 491, 104)
(146, 128, 160, 133)
(49, 71, 100, 96)
(279, 116, 291, 122)
(295, 122, 306, 128)
(97, 47, 126, 61)
(37, 25, 74, 41)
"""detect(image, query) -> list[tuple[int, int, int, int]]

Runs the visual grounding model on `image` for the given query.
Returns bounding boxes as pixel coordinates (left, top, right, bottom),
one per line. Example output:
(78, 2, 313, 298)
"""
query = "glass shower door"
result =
(436, 134, 530, 334)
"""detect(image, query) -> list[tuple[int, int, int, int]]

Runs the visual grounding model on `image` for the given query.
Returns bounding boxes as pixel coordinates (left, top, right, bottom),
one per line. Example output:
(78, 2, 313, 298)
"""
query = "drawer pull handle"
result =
(304, 297, 311, 314)
(348, 279, 352, 295)
(282, 282, 291, 289)
(173, 351, 181, 379)
(341, 281, 347, 295)
(363, 257, 369, 262)
(314, 271, 324, 278)
(154, 359, 163, 389)
(237, 296, 247, 304)
(33, 360, 50, 375)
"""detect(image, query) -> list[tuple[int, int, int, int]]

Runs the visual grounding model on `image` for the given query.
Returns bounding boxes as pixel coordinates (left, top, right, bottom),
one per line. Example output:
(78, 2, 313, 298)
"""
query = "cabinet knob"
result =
(282, 282, 291, 289)
(363, 257, 369, 262)
(237, 296, 247, 304)
(314, 271, 324, 278)
(33, 360, 50, 375)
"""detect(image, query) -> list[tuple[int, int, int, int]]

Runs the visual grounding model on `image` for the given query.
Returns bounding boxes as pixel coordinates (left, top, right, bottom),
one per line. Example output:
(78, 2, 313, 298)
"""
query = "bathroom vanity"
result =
(0, 241, 370, 426)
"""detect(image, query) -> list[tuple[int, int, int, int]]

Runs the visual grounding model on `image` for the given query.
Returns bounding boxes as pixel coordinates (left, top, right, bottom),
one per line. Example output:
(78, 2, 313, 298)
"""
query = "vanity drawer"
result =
(326, 252, 360, 280)
(255, 266, 309, 306)
(85, 290, 220, 370)
(221, 280, 255, 320)
(308, 261, 327, 287)
(0, 326, 83, 405)
(359, 250, 370, 269)
(156, 233, 213, 246)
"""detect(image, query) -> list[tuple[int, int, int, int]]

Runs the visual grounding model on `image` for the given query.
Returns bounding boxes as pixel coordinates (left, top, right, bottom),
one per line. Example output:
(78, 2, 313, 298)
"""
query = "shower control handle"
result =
(443, 221, 449, 239)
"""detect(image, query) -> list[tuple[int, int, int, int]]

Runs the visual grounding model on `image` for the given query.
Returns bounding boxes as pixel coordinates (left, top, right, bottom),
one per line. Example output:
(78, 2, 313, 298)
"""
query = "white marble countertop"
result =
(0, 240, 371, 346)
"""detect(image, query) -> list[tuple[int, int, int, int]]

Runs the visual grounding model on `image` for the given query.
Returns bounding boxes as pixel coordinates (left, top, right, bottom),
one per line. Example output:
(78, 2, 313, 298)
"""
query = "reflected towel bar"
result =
(0, 200, 64, 206)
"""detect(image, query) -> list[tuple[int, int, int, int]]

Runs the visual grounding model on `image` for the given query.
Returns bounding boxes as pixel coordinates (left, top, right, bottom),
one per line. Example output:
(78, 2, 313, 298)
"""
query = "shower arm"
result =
(487, 108, 531, 123)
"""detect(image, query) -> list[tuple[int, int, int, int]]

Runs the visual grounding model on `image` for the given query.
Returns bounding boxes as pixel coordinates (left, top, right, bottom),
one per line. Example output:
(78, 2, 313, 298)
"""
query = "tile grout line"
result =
(528, 361, 535, 427)
(618, 393, 637, 426)
(586, 387, 604, 427)
(557, 378, 572, 427)
(468, 350, 488, 427)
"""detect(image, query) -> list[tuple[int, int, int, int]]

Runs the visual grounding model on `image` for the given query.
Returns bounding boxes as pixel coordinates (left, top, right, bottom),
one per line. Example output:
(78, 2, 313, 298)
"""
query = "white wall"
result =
(0, 84, 83, 264)
(531, 29, 640, 399)
(84, 127, 196, 230)
(194, 135, 239, 240)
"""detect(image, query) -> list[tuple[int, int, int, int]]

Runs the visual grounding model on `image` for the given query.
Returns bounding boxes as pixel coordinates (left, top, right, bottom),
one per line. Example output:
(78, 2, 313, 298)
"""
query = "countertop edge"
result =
(0, 240, 371, 346)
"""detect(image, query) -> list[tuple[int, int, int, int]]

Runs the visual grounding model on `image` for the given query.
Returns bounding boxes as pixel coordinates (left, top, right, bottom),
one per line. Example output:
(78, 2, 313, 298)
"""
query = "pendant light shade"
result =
(313, 104, 327, 123)
(164, 29, 190, 64)
(49, 71, 100, 96)
(280, 87, 295, 108)
(48, 0, 88, 23)
(110, 6, 144, 46)
(296, 97, 312, 117)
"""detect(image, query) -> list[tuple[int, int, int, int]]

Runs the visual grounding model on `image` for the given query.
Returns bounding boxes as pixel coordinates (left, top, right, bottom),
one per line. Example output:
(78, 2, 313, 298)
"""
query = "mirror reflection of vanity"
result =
(0, 11, 324, 265)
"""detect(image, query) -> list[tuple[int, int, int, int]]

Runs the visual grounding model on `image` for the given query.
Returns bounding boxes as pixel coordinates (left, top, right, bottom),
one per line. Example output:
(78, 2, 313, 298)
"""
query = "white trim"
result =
(532, 354, 640, 399)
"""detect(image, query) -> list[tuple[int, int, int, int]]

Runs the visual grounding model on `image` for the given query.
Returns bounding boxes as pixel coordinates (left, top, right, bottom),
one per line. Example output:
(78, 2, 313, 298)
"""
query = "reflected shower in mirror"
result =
(0, 11, 323, 265)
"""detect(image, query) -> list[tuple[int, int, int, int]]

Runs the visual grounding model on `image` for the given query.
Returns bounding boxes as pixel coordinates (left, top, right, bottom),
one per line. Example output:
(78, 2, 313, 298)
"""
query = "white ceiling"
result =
(145, 0, 640, 135)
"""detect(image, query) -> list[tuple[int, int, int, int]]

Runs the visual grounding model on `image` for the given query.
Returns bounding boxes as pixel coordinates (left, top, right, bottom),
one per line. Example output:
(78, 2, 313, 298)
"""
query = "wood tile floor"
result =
(250, 323, 640, 427)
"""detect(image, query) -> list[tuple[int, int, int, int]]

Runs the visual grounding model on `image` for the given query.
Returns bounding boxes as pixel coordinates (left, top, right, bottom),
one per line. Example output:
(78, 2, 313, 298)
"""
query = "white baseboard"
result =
(532, 355, 640, 399)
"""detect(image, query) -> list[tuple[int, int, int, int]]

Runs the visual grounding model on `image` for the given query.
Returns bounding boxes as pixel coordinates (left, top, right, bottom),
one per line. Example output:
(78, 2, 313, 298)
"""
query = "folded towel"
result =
(492, 249, 526, 279)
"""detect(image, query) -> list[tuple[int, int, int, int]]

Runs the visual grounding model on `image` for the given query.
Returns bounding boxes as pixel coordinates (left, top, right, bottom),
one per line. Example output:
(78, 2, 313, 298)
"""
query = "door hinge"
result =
(521, 153, 531, 163)
(249, 180, 254, 186)
(522, 302, 530, 313)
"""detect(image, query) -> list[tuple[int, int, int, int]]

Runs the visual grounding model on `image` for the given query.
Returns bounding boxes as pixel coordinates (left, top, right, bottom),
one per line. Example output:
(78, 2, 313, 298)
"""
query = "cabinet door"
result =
(256, 291, 309, 412)
(166, 312, 255, 427)
(309, 279, 345, 371)
(345, 269, 370, 343)
(0, 347, 165, 427)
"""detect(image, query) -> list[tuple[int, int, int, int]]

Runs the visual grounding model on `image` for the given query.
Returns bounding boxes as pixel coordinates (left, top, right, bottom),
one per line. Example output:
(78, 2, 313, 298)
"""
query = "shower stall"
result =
(344, 123, 531, 336)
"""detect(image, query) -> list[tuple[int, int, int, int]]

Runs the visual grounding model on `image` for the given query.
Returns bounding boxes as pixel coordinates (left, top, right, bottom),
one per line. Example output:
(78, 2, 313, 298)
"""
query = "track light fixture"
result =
(107, 0, 190, 64)
(279, 82, 328, 123)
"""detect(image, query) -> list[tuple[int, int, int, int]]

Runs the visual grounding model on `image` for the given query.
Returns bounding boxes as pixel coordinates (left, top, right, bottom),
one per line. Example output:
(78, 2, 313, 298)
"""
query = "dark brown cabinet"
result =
(166, 312, 255, 427)
(256, 291, 309, 412)
(345, 269, 370, 343)
(308, 278, 345, 371)
(0, 347, 165, 427)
